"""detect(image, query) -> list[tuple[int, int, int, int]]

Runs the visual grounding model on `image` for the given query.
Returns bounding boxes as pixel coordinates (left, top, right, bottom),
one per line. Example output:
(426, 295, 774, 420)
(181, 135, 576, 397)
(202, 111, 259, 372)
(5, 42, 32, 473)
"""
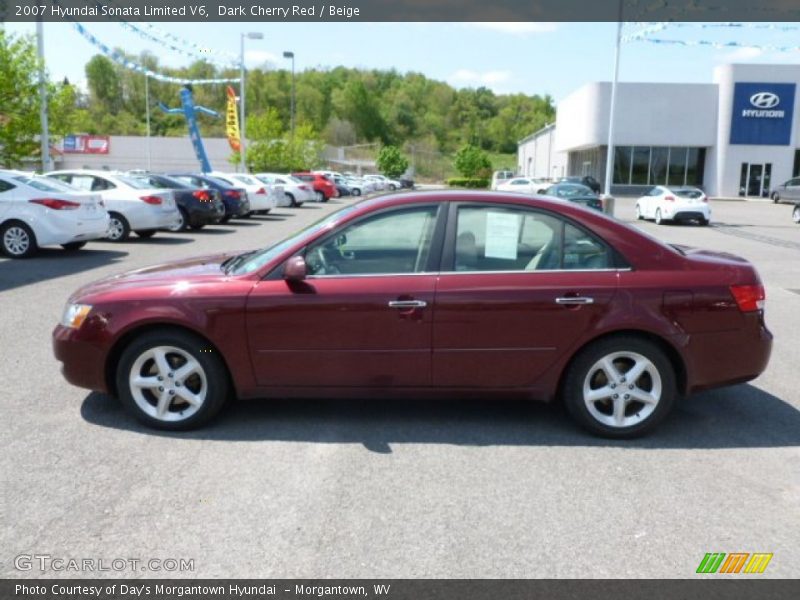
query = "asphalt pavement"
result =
(1, 193, 798, 579)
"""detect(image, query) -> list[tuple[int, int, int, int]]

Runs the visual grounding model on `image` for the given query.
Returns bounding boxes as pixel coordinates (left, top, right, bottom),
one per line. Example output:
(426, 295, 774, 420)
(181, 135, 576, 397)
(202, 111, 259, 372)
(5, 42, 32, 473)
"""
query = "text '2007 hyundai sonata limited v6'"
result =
(53, 191, 772, 438)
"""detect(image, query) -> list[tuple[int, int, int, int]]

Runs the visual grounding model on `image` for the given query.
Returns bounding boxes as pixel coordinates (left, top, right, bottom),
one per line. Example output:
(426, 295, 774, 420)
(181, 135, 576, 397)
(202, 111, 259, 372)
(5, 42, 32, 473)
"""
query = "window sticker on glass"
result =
(484, 212, 520, 260)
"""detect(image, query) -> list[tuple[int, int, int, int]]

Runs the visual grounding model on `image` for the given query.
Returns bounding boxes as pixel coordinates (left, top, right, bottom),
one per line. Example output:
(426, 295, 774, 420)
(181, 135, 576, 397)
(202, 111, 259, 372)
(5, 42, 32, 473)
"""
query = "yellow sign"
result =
(226, 86, 241, 152)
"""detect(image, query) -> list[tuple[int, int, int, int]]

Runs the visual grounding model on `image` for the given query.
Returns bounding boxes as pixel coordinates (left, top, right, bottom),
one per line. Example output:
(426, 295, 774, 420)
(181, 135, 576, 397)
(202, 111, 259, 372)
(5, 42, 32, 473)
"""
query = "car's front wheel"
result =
(772, 192, 780, 204)
(635, 204, 643, 220)
(654, 208, 665, 225)
(117, 330, 230, 430)
(793, 205, 800, 224)
(562, 336, 677, 438)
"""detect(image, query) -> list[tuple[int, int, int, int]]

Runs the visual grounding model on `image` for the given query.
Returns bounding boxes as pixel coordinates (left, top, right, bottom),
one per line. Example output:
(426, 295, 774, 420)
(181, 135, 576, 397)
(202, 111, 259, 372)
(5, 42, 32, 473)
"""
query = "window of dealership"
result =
(612, 146, 706, 187)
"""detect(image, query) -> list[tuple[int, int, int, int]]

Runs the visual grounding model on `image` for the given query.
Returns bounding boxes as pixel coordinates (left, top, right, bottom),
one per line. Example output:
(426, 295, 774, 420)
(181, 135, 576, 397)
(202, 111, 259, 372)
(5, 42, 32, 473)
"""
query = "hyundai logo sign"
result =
(750, 92, 780, 109)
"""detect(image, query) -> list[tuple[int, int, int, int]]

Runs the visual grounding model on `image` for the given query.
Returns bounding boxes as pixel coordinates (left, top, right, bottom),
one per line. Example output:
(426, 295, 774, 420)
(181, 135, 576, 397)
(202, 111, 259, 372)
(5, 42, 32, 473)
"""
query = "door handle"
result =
(388, 300, 427, 309)
(555, 296, 594, 305)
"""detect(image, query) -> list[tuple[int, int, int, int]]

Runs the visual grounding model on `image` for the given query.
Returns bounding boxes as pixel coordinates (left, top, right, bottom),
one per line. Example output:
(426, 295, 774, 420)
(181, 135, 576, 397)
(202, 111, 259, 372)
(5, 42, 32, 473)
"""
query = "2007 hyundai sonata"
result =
(53, 192, 772, 438)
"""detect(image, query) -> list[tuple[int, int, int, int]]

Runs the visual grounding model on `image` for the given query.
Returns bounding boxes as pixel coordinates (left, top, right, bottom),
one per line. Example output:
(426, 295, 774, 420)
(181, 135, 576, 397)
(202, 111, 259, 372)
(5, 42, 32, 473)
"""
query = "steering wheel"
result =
(312, 246, 341, 275)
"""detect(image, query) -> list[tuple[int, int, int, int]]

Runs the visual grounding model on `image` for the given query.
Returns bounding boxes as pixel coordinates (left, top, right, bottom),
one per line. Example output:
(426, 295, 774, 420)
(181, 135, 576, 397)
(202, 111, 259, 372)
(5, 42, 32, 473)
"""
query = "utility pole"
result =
(603, 2, 624, 195)
(36, 20, 50, 172)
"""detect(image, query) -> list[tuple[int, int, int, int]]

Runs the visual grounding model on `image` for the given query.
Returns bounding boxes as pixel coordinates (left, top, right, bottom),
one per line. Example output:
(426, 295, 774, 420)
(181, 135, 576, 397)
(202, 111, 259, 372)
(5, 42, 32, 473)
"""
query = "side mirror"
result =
(283, 256, 307, 282)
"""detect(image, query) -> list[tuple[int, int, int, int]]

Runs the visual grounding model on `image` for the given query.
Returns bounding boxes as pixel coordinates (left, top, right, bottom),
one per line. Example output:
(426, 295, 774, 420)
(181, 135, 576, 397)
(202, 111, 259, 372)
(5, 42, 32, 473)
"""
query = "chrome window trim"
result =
(305, 268, 632, 279)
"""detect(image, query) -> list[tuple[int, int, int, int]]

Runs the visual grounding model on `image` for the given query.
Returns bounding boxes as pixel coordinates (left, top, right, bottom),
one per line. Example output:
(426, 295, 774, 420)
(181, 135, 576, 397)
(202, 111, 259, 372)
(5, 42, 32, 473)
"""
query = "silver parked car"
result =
(771, 177, 800, 204)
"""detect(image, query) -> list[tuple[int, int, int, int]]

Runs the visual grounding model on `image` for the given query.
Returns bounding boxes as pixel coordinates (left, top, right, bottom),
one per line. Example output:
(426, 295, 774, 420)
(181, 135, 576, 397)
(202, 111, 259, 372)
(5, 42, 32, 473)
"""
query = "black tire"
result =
(61, 241, 87, 251)
(167, 208, 188, 232)
(135, 230, 157, 239)
(315, 191, 325, 203)
(1, 221, 37, 258)
(635, 204, 643, 220)
(562, 335, 677, 439)
(240, 211, 252, 219)
(286, 193, 297, 207)
(189, 223, 205, 231)
(116, 329, 231, 431)
(699, 217, 710, 226)
(351, 188, 361, 197)
(654, 208, 665, 225)
(772, 192, 780, 204)
(106, 212, 130, 242)
(220, 216, 231, 224)
(793, 206, 800, 224)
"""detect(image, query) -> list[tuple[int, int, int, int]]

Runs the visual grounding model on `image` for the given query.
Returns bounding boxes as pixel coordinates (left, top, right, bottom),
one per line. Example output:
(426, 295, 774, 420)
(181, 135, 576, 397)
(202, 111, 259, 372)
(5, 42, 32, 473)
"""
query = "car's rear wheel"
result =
(635, 204, 643, 220)
(116, 330, 230, 430)
(351, 188, 361, 196)
(563, 336, 676, 438)
(315, 191, 325, 203)
(220, 215, 231, 224)
(793, 206, 800, 224)
(772, 192, 780, 204)
(699, 217, 710, 226)
(106, 212, 130, 242)
(135, 230, 156, 239)
(286, 193, 297, 207)
(61, 241, 87, 251)
(1, 222, 37, 258)
(189, 223, 205, 230)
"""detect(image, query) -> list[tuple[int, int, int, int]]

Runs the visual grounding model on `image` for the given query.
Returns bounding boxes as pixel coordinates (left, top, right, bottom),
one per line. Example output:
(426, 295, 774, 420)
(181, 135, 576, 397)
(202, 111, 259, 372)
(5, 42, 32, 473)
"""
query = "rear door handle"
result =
(555, 296, 594, 305)
(388, 300, 427, 309)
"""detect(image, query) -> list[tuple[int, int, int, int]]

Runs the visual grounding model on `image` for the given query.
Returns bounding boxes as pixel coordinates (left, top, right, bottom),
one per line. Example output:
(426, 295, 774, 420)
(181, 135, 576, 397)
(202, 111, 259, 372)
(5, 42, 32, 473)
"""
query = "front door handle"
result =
(388, 300, 428, 309)
(555, 296, 594, 305)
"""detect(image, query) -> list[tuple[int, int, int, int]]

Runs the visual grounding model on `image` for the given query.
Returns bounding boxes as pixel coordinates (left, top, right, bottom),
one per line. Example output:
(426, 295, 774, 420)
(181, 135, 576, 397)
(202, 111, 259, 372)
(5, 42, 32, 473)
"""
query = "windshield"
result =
(116, 175, 156, 189)
(229, 203, 362, 275)
(14, 175, 78, 193)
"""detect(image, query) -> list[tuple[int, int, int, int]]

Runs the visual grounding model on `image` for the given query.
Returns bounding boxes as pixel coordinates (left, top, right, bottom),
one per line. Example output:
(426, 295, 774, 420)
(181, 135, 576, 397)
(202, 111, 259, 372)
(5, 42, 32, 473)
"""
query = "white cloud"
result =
(465, 22, 558, 35)
(448, 69, 513, 86)
(718, 47, 764, 62)
(245, 49, 279, 66)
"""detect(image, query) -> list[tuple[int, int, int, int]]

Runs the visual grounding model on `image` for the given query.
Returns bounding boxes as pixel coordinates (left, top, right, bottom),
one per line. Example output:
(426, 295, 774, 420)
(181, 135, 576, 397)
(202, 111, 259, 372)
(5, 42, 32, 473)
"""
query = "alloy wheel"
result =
(108, 217, 125, 240)
(3, 226, 31, 256)
(128, 345, 208, 422)
(582, 351, 662, 429)
(794, 206, 800, 224)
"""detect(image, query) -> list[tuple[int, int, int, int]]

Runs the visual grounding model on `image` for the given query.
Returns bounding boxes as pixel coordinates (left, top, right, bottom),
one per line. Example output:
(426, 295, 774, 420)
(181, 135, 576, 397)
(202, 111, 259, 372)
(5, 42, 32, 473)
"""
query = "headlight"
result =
(61, 303, 92, 329)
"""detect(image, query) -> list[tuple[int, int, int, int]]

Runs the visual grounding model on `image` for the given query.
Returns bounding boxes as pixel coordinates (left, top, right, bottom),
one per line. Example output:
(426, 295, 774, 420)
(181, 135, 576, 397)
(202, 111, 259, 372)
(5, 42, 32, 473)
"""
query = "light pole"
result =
(603, 1, 624, 195)
(36, 20, 50, 172)
(283, 51, 295, 144)
(240, 31, 263, 173)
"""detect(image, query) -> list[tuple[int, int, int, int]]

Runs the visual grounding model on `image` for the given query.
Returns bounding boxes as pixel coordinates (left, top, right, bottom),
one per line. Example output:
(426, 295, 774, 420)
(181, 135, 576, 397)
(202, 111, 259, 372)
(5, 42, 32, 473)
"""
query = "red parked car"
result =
(53, 192, 772, 437)
(292, 172, 337, 203)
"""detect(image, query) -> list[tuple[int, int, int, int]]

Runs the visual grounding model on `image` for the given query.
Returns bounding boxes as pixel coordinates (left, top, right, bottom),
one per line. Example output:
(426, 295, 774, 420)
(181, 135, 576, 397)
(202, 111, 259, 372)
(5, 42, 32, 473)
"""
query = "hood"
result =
(70, 252, 239, 302)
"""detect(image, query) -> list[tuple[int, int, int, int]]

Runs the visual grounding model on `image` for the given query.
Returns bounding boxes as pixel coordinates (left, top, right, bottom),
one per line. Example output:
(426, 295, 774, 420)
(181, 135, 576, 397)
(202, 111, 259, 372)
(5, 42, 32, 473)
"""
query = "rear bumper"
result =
(186, 203, 225, 226)
(33, 213, 110, 246)
(683, 313, 772, 392)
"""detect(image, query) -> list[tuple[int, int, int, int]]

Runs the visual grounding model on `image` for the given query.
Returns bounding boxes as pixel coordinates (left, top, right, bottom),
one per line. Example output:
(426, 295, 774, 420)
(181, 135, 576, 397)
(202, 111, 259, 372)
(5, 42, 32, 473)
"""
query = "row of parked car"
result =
(0, 168, 402, 258)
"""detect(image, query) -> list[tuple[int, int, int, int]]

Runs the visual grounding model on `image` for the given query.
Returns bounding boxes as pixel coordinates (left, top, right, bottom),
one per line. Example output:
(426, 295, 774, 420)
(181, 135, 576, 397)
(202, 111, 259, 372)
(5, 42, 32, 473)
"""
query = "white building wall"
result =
(517, 125, 567, 179)
(55, 136, 238, 173)
(711, 63, 800, 198)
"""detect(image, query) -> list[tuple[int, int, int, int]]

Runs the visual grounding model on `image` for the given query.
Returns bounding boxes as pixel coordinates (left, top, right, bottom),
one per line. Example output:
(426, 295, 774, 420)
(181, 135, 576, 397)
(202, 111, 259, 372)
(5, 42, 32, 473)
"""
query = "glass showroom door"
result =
(739, 163, 772, 197)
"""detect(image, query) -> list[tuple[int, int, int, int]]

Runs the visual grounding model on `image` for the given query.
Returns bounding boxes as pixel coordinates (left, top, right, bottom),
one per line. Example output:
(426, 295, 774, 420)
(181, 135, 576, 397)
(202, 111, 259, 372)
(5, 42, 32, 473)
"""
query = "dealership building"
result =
(518, 63, 800, 198)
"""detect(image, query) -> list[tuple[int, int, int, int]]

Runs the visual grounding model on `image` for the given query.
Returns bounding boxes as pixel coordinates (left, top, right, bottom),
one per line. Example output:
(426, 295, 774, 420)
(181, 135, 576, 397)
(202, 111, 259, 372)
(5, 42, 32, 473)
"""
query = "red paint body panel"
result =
(52, 191, 772, 405)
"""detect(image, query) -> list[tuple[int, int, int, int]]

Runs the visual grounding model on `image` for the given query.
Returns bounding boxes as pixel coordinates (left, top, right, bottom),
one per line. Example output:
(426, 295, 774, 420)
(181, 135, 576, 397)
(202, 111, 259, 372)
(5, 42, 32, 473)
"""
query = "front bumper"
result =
(53, 323, 110, 393)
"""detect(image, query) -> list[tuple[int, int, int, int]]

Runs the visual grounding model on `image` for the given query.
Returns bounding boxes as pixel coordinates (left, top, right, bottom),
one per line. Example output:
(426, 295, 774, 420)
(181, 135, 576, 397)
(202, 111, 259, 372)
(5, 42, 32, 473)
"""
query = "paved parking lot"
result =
(2, 194, 798, 578)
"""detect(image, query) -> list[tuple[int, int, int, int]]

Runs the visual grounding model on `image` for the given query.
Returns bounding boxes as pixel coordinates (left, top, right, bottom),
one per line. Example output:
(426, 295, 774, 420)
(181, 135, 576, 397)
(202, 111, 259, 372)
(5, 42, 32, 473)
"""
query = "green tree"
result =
(376, 145, 409, 179)
(454, 144, 491, 178)
(0, 30, 41, 167)
(85, 54, 122, 114)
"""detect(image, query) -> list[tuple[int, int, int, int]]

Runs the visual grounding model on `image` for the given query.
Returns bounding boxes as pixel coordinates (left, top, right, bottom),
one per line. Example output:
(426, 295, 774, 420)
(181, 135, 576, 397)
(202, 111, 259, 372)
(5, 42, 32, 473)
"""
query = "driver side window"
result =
(305, 206, 439, 276)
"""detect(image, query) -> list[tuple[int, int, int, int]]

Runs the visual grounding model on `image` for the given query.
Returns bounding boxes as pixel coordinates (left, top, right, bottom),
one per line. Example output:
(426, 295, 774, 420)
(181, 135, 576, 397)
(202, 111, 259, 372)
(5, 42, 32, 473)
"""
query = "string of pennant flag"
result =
(623, 21, 800, 53)
(71, 22, 240, 85)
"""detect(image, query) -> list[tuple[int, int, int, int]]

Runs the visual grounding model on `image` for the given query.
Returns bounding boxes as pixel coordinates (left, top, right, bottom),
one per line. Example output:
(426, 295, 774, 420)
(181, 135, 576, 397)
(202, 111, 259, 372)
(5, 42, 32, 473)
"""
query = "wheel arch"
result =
(555, 328, 688, 402)
(104, 322, 235, 398)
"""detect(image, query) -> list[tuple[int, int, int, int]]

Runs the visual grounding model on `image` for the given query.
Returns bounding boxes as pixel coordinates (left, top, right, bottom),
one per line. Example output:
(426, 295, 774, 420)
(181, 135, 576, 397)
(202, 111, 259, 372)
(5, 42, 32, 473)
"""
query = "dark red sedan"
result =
(53, 192, 772, 438)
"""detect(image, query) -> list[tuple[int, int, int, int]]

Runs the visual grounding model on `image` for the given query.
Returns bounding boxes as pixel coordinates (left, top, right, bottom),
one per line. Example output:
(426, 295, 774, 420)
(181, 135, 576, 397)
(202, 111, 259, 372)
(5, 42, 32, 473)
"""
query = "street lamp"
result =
(283, 51, 295, 144)
(240, 31, 264, 173)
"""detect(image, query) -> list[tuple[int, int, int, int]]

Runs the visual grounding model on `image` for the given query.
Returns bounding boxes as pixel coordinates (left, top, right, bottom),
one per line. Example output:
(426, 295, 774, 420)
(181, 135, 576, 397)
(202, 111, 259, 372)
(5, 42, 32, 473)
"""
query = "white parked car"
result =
(208, 172, 279, 214)
(364, 174, 402, 191)
(636, 185, 711, 225)
(490, 170, 516, 190)
(255, 173, 314, 207)
(496, 177, 542, 194)
(0, 170, 109, 258)
(46, 170, 179, 241)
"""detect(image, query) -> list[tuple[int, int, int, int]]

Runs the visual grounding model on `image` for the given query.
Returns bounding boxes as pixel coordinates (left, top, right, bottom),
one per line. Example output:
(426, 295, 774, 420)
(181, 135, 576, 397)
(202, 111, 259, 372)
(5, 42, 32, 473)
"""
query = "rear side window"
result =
(453, 205, 612, 272)
(0, 179, 16, 193)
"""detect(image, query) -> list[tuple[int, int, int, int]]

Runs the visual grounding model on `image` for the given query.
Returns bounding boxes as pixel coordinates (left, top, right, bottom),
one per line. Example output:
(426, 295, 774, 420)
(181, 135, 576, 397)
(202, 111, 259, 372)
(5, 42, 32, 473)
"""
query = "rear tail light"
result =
(299, 185, 309, 190)
(664, 195, 676, 202)
(29, 198, 80, 210)
(140, 195, 162, 205)
(223, 190, 241, 199)
(192, 190, 210, 201)
(729, 284, 765, 312)
(701, 196, 708, 203)
(255, 187, 267, 195)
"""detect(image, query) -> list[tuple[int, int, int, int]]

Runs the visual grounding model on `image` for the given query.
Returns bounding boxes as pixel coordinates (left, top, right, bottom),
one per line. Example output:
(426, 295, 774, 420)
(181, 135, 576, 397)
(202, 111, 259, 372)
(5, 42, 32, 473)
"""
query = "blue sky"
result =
(4, 21, 799, 100)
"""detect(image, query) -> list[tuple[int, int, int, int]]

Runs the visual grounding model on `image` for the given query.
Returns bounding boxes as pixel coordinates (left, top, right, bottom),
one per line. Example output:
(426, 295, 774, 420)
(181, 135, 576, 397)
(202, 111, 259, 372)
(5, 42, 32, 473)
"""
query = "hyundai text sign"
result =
(730, 82, 795, 145)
